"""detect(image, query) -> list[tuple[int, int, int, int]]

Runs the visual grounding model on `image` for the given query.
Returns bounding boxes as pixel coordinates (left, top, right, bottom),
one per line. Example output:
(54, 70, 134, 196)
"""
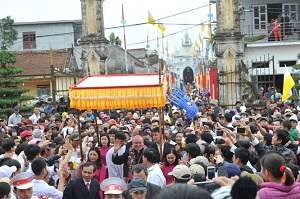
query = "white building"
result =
(168, 31, 201, 89)
(242, 0, 300, 93)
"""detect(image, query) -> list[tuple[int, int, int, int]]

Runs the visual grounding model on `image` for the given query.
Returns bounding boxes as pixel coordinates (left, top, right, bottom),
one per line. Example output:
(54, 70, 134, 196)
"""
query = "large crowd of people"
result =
(1, 96, 300, 199)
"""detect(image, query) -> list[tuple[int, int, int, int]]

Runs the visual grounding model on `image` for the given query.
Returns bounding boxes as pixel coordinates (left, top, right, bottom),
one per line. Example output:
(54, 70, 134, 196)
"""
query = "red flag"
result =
(209, 69, 218, 99)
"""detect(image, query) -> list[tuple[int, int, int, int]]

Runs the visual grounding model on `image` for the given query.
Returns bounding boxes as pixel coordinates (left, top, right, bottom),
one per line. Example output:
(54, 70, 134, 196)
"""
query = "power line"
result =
(11, 4, 213, 48)
(105, 4, 210, 30)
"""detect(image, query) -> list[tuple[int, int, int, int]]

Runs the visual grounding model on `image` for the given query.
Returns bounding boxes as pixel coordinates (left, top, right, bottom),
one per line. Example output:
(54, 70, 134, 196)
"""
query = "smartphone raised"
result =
(236, 127, 245, 134)
(216, 130, 223, 137)
(214, 138, 225, 144)
(207, 166, 216, 180)
(194, 181, 220, 193)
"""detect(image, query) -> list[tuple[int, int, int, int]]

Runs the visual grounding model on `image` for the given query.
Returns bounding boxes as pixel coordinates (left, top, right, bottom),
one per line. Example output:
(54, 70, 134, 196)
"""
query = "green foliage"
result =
(244, 35, 265, 42)
(0, 16, 18, 50)
(0, 50, 34, 117)
(109, 32, 122, 46)
(0, 50, 17, 67)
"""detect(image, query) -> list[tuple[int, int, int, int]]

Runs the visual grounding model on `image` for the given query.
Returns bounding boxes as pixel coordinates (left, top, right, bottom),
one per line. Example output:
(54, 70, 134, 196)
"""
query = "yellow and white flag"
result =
(158, 23, 166, 32)
(199, 33, 202, 44)
(165, 39, 168, 52)
(282, 65, 295, 101)
(201, 20, 205, 32)
(148, 10, 155, 25)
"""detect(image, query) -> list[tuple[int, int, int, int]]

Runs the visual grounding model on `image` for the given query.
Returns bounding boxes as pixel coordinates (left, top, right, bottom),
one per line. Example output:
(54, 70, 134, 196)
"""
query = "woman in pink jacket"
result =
(258, 153, 300, 199)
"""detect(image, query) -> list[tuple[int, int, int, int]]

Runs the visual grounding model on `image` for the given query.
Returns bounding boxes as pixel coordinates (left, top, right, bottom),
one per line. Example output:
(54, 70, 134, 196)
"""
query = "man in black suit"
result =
(148, 127, 175, 161)
(123, 164, 161, 199)
(62, 162, 100, 199)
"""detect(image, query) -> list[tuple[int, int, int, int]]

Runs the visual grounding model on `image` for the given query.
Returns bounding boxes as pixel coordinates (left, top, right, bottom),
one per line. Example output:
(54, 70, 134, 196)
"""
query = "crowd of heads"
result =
(1, 97, 300, 198)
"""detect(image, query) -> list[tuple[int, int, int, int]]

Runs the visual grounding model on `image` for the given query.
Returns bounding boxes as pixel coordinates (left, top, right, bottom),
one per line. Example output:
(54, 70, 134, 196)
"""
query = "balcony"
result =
(244, 21, 300, 43)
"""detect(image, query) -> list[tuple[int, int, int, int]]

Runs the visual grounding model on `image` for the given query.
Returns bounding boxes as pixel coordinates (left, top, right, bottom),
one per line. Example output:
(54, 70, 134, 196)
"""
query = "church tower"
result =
(79, 0, 108, 75)
(214, 0, 245, 108)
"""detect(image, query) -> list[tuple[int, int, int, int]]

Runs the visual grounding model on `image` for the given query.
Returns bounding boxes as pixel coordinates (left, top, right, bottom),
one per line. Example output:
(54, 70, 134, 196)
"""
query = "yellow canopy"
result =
(70, 73, 167, 110)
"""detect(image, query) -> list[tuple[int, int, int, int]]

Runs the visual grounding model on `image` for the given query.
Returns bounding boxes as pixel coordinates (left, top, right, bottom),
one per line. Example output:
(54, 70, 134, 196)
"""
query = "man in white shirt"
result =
(31, 158, 64, 199)
(8, 106, 22, 126)
(29, 107, 40, 125)
(143, 148, 166, 188)
(106, 132, 126, 178)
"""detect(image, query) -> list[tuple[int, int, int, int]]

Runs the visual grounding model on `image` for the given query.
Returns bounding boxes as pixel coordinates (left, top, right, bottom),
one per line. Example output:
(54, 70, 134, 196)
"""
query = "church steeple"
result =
(182, 31, 192, 47)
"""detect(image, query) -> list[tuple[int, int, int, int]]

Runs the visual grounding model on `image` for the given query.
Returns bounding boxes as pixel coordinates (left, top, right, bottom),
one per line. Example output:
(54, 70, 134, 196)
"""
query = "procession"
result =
(1, 0, 300, 199)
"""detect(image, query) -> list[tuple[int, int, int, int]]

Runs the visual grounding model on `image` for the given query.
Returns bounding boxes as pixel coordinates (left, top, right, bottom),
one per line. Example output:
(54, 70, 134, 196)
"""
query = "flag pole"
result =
(121, 0, 128, 73)
(146, 25, 150, 73)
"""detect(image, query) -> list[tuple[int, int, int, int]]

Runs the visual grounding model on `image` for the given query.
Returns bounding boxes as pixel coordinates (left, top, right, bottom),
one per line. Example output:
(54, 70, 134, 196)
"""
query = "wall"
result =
(244, 42, 300, 76)
(10, 22, 77, 51)
(16, 78, 50, 97)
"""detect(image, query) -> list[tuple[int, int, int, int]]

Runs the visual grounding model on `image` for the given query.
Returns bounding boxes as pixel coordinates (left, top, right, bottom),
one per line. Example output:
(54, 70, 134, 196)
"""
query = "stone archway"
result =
(183, 67, 194, 84)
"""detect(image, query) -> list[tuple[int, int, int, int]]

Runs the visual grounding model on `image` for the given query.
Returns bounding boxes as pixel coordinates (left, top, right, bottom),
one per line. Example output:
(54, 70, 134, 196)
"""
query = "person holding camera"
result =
(31, 158, 65, 199)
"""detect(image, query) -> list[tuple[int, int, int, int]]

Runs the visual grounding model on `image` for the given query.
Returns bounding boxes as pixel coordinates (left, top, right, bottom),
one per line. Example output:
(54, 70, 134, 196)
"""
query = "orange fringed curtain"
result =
(70, 85, 166, 110)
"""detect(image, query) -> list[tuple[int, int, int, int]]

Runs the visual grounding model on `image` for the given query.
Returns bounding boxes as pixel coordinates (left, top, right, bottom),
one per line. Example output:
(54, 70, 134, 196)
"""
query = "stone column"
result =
(81, 0, 105, 38)
(80, 0, 108, 75)
(214, 0, 244, 108)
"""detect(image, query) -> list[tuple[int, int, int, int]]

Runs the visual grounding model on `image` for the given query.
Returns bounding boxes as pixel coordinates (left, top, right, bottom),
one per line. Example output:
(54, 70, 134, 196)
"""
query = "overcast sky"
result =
(1, 0, 216, 55)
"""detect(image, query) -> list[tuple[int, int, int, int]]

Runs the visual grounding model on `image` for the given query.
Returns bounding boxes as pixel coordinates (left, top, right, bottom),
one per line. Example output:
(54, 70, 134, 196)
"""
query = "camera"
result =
(216, 130, 223, 137)
(237, 127, 245, 134)
(207, 166, 216, 180)
(214, 138, 225, 144)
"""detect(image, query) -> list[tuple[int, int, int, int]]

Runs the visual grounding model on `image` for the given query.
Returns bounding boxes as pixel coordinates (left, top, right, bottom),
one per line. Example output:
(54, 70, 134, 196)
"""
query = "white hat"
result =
(271, 112, 281, 119)
(289, 115, 298, 122)
(0, 165, 17, 178)
(168, 165, 191, 180)
(9, 172, 33, 190)
(190, 156, 209, 166)
(189, 164, 205, 177)
(284, 108, 292, 113)
(100, 177, 127, 195)
(171, 106, 178, 110)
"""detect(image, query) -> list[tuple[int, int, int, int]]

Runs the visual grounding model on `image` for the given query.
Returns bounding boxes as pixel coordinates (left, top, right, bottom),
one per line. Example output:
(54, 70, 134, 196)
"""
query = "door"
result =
(183, 67, 194, 84)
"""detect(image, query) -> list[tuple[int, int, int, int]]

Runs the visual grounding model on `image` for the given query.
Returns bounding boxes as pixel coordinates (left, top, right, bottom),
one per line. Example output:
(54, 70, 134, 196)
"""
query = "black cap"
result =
(54, 137, 65, 144)
(129, 178, 147, 192)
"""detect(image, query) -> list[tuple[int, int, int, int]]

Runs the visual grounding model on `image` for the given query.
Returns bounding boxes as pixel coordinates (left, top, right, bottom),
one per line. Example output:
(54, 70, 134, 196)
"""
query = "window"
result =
(23, 32, 36, 49)
(252, 62, 269, 68)
(253, 5, 267, 29)
(283, 3, 298, 21)
(279, 60, 297, 67)
(37, 85, 50, 97)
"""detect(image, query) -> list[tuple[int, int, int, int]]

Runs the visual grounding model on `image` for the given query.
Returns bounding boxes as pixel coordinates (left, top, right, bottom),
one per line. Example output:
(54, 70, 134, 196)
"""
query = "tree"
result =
(0, 16, 18, 50)
(109, 32, 122, 46)
(0, 51, 34, 117)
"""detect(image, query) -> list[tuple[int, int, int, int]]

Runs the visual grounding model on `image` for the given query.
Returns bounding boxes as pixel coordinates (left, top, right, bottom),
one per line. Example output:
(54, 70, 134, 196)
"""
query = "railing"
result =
(244, 21, 300, 43)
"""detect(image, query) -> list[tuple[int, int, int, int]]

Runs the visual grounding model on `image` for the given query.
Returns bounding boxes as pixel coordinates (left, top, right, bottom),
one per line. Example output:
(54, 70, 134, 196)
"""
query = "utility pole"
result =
(50, 48, 56, 108)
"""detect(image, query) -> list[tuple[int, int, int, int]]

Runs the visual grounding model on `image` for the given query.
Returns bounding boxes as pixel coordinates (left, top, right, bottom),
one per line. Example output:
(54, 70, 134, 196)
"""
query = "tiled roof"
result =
(13, 50, 68, 76)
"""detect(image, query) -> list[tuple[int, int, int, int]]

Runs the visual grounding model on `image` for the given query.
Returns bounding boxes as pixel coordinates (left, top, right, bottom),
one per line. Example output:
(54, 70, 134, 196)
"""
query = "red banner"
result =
(209, 69, 218, 99)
